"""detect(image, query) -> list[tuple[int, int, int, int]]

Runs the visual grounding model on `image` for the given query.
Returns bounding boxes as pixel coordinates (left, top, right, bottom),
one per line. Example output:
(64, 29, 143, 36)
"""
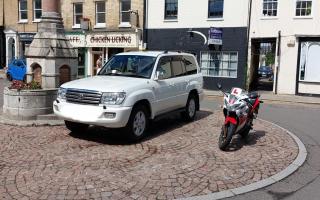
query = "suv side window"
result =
(172, 56, 186, 77)
(183, 55, 197, 75)
(157, 56, 172, 79)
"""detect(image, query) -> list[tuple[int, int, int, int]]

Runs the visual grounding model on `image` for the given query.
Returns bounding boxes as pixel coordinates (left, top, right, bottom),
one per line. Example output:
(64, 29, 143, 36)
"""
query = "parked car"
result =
(54, 51, 204, 141)
(6, 59, 27, 81)
(258, 66, 273, 78)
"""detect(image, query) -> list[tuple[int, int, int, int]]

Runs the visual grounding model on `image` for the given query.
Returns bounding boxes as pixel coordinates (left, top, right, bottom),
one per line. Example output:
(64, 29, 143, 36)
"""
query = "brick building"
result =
(2, 0, 41, 66)
(61, 0, 145, 78)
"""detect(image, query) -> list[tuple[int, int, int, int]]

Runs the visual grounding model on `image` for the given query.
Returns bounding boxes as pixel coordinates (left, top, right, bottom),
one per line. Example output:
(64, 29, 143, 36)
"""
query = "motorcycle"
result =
(216, 83, 263, 150)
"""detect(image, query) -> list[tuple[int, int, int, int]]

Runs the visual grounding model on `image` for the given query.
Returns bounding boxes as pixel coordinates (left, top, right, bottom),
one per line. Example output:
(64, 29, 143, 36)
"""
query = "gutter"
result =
(143, 0, 148, 49)
(245, 0, 253, 90)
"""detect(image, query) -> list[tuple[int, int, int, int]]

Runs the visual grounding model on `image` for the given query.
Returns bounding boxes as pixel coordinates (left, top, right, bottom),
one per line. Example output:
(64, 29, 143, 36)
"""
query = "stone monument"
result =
(25, 0, 78, 88)
(3, 0, 78, 120)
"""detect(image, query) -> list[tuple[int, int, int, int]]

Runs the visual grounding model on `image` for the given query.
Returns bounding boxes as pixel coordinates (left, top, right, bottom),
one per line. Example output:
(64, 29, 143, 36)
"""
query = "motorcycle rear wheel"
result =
(219, 123, 236, 151)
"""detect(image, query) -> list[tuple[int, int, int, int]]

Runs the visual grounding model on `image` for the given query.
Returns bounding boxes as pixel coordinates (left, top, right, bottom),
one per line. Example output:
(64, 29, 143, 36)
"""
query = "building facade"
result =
(0, 0, 5, 68)
(248, 0, 320, 95)
(61, 0, 145, 78)
(145, 0, 250, 90)
(2, 0, 41, 66)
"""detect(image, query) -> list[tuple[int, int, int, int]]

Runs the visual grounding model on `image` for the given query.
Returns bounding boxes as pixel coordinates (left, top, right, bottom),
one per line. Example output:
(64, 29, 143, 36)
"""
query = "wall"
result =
(3, 0, 39, 32)
(61, 0, 144, 30)
(146, 0, 250, 29)
(249, 0, 320, 94)
(147, 27, 248, 90)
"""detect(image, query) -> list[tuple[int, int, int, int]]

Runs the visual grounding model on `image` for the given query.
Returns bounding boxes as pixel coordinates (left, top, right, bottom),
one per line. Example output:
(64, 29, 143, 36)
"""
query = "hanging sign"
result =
(208, 27, 223, 45)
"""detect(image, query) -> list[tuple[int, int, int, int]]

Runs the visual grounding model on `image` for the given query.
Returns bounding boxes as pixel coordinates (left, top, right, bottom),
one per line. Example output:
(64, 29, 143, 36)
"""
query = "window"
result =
(262, 0, 278, 17)
(73, 3, 83, 27)
(165, 0, 178, 20)
(157, 57, 172, 79)
(200, 51, 238, 78)
(96, 2, 106, 26)
(171, 56, 185, 77)
(183, 55, 198, 75)
(296, 0, 312, 16)
(120, 0, 131, 24)
(33, 0, 42, 21)
(19, 0, 28, 22)
(299, 42, 320, 82)
(208, 0, 224, 18)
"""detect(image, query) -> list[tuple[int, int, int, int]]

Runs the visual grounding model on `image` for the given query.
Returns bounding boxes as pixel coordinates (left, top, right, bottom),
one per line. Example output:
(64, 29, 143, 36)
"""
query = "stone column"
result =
(42, 0, 59, 13)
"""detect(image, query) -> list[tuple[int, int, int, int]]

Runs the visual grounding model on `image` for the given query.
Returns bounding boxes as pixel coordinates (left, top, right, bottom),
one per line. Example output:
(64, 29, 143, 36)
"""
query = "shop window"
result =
(95, 1, 106, 27)
(19, 0, 28, 22)
(73, 3, 83, 28)
(299, 42, 320, 82)
(120, 0, 131, 26)
(200, 51, 238, 78)
(262, 0, 278, 17)
(208, 0, 224, 18)
(165, 0, 178, 20)
(296, 0, 312, 16)
(78, 50, 85, 76)
(33, 0, 42, 21)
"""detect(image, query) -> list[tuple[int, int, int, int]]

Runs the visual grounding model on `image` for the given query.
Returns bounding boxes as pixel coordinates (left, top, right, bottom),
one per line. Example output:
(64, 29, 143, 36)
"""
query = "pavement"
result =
(204, 89, 320, 105)
(0, 110, 304, 200)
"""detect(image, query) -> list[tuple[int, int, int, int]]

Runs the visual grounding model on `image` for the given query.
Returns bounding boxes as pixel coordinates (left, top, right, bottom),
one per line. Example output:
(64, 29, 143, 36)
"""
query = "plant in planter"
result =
(9, 80, 42, 90)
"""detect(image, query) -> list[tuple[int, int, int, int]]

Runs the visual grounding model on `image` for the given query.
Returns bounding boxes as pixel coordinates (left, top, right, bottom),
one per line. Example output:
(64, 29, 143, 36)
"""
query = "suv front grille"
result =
(66, 89, 102, 105)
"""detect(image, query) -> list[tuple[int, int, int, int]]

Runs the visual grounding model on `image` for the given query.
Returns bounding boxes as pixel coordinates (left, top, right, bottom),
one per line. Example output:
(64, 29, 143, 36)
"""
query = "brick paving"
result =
(0, 111, 298, 200)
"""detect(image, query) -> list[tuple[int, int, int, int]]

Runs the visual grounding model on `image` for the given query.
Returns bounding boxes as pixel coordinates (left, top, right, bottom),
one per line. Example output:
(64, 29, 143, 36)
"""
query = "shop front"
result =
(66, 31, 141, 78)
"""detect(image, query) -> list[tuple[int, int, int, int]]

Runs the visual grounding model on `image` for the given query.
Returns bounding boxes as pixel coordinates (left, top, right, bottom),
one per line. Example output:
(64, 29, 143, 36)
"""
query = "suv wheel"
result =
(125, 105, 149, 142)
(65, 120, 89, 133)
(182, 94, 197, 122)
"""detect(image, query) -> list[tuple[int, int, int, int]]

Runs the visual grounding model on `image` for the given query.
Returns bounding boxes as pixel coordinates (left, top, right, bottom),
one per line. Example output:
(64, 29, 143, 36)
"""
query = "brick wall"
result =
(3, 0, 38, 32)
(61, 0, 144, 31)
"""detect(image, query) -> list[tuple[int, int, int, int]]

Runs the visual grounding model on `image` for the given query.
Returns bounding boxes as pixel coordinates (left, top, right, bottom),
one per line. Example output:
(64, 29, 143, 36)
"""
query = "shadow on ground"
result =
(226, 130, 266, 151)
(69, 110, 213, 145)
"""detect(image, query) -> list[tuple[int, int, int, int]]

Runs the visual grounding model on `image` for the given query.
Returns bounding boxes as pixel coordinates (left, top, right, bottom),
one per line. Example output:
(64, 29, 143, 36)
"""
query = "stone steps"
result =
(36, 113, 60, 121)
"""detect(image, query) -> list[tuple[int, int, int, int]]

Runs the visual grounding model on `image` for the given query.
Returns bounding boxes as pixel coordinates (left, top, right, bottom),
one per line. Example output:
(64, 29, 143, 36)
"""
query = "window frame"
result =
(73, 3, 83, 29)
(18, 0, 28, 23)
(164, 0, 178, 20)
(119, 0, 131, 26)
(295, 0, 313, 17)
(200, 51, 238, 78)
(262, 0, 278, 17)
(33, 0, 42, 22)
(95, 1, 106, 27)
(208, 0, 224, 19)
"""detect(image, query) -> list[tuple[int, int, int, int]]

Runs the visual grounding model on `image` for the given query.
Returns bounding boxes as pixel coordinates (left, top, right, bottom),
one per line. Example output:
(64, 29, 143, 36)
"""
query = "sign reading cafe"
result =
(66, 32, 138, 48)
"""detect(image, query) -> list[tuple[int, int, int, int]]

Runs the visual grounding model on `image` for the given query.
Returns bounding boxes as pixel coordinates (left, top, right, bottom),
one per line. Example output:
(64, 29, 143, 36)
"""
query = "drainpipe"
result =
(143, 0, 148, 50)
(245, 0, 252, 90)
(275, 30, 281, 94)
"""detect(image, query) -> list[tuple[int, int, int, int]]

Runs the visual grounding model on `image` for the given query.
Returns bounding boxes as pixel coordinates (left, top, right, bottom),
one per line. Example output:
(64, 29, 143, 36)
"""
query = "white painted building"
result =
(248, 0, 320, 95)
(145, 0, 250, 90)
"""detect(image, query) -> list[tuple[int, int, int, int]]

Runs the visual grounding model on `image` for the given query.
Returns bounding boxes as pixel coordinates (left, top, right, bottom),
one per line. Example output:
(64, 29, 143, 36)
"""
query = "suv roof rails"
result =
(163, 50, 183, 54)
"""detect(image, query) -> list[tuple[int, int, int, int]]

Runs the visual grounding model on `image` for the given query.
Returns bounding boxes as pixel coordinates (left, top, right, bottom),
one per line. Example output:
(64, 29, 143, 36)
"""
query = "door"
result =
(153, 56, 176, 115)
(171, 56, 188, 108)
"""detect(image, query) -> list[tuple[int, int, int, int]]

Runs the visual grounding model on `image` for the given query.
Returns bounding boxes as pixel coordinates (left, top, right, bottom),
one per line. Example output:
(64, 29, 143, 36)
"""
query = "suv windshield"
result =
(98, 55, 156, 79)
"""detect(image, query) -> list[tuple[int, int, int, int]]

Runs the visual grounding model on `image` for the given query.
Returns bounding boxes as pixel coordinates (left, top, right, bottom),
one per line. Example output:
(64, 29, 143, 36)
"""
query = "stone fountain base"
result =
(3, 87, 57, 120)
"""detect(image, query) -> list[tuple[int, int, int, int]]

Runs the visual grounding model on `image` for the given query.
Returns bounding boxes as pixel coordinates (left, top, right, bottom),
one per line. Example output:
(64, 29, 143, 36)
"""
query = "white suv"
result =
(53, 51, 203, 141)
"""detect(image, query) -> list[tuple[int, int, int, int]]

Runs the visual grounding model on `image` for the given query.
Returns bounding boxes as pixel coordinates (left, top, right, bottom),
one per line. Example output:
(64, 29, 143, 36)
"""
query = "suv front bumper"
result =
(53, 100, 132, 128)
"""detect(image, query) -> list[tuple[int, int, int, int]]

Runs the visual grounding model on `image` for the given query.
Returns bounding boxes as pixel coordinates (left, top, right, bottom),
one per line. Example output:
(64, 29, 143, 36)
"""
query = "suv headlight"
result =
(57, 87, 67, 100)
(101, 92, 126, 105)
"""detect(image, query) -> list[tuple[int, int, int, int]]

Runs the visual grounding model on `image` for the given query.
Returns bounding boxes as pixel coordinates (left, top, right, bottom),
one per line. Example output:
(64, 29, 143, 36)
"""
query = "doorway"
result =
(249, 39, 276, 92)
(92, 47, 104, 76)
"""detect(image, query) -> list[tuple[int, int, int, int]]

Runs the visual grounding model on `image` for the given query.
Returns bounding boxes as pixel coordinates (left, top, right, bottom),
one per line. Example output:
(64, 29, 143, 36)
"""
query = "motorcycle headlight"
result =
(101, 92, 126, 105)
(57, 87, 67, 100)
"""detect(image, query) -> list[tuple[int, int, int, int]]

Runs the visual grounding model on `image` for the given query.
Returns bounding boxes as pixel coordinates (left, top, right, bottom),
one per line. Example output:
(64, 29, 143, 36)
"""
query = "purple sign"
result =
(208, 27, 223, 45)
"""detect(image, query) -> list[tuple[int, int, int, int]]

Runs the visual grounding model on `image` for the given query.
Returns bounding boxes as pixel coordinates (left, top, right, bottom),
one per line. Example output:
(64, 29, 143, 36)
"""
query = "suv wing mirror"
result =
(154, 71, 165, 81)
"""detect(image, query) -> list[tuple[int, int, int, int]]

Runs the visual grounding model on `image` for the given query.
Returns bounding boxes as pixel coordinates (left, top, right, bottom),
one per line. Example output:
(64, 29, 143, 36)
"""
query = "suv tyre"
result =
(125, 105, 149, 142)
(182, 93, 197, 122)
(65, 120, 89, 133)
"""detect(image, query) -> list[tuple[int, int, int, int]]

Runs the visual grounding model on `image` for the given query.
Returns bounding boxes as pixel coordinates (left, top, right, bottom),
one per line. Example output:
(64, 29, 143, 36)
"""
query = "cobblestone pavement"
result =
(0, 111, 298, 200)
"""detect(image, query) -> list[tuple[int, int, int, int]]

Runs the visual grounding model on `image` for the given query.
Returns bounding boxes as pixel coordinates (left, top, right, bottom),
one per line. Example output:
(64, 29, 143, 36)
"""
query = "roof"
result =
(117, 51, 193, 57)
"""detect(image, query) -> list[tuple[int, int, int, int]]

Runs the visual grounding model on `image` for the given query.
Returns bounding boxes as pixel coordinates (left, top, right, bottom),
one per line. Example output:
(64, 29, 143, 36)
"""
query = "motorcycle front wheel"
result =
(218, 123, 236, 151)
